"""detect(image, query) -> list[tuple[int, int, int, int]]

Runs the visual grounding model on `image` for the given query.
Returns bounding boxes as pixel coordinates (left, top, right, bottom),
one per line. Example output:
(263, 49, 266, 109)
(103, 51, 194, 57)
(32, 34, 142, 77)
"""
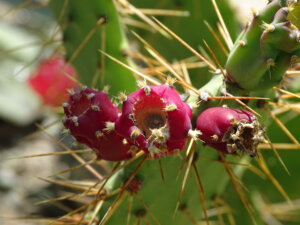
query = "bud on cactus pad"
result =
(28, 55, 77, 106)
(225, 0, 300, 91)
(196, 107, 265, 157)
(63, 87, 133, 161)
(115, 84, 192, 158)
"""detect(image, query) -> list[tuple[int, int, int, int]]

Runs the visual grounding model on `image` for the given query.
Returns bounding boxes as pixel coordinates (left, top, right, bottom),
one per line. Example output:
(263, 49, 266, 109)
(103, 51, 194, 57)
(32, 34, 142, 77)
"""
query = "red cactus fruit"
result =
(28, 55, 77, 106)
(196, 107, 265, 157)
(115, 83, 192, 158)
(63, 87, 134, 161)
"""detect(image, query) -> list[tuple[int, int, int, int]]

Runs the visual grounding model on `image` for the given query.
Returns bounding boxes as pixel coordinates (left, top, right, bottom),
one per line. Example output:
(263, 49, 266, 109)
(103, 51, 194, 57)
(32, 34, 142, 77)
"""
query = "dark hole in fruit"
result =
(241, 127, 253, 150)
(145, 114, 165, 130)
(133, 96, 168, 138)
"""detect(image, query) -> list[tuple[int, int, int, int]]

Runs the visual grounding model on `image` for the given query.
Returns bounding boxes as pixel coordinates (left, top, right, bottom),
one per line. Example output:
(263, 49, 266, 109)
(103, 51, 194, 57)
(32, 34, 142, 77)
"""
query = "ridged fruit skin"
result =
(63, 87, 133, 161)
(28, 56, 77, 106)
(196, 107, 264, 156)
(115, 84, 192, 158)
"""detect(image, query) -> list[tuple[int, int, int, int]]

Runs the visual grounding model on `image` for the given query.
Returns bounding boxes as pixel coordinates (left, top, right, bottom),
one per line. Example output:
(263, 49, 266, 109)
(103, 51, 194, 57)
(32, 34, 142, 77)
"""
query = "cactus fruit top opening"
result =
(115, 84, 192, 158)
(133, 95, 167, 138)
(196, 107, 265, 157)
(222, 118, 265, 157)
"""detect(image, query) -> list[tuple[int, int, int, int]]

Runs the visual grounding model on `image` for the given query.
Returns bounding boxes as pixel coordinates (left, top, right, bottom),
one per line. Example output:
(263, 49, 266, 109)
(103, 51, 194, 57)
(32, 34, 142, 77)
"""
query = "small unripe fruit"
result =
(196, 107, 265, 157)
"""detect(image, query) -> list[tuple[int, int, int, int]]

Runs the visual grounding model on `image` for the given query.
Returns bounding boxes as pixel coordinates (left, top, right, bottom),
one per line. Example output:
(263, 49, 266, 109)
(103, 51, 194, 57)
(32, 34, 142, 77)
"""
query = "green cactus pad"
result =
(49, 0, 136, 95)
(287, 1, 300, 29)
(100, 147, 235, 225)
(225, 0, 300, 92)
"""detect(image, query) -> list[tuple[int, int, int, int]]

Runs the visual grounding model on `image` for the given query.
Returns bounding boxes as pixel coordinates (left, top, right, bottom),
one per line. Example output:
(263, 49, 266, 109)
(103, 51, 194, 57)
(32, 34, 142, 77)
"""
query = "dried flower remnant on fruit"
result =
(115, 84, 192, 158)
(28, 55, 77, 106)
(63, 87, 133, 161)
(196, 107, 265, 157)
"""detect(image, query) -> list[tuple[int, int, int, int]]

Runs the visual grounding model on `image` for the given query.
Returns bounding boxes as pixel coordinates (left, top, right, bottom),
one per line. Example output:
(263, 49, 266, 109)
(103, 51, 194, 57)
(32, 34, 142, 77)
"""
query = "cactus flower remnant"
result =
(196, 106, 265, 157)
(114, 82, 193, 158)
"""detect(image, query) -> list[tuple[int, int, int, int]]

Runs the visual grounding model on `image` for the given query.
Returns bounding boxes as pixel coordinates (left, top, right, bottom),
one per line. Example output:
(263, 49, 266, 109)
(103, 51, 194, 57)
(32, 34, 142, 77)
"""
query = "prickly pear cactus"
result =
(3, 0, 300, 224)
(52, 0, 300, 224)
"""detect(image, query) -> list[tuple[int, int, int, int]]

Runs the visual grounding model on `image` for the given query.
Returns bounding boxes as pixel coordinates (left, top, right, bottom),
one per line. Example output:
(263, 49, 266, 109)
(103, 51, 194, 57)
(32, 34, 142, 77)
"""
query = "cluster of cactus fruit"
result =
(44, 0, 300, 224)
(63, 83, 264, 161)
(61, 0, 300, 162)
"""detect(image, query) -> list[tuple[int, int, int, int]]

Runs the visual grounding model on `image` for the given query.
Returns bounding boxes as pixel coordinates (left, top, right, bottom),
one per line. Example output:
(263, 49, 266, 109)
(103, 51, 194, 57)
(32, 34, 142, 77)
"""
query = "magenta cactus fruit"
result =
(28, 55, 77, 106)
(196, 107, 265, 157)
(115, 84, 192, 158)
(63, 87, 134, 161)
